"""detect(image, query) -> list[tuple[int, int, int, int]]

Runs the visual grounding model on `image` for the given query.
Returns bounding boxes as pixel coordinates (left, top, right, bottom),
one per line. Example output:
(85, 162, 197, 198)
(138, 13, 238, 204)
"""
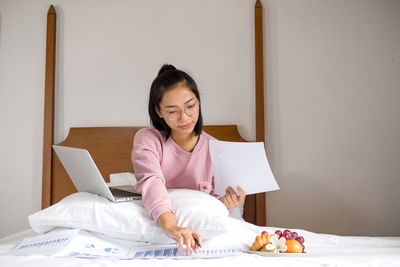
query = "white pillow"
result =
(29, 189, 228, 243)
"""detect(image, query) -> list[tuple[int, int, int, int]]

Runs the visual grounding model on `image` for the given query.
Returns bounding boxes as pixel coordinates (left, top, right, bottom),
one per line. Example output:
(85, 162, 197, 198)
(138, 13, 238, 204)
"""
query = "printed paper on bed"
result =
(11, 228, 80, 257)
(209, 140, 279, 196)
(10, 228, 240, 259)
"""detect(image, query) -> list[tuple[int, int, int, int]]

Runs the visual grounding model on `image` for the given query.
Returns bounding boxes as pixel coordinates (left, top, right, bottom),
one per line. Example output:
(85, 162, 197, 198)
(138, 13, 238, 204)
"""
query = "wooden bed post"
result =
(42, 5, 56, 209)
(254, 0, 266, 226)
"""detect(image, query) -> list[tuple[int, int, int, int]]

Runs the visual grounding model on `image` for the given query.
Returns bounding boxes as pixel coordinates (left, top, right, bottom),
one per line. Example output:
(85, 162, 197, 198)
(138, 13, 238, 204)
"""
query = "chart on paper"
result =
(129, 247, 240, 259)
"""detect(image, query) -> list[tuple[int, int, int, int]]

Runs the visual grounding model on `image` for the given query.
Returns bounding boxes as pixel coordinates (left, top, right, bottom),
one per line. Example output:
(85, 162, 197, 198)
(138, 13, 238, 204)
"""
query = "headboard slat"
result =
(254, 0, 267, 226)
(41, 5, 56, 209)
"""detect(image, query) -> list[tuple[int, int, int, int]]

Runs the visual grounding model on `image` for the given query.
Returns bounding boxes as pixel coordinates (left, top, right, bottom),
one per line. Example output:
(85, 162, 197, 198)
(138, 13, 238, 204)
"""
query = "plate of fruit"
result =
(247, 229, 307, 256)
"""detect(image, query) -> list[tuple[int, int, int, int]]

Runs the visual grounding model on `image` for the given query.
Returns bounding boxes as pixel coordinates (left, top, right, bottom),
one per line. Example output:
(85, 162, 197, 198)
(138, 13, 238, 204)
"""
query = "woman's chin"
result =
(174, 124, 195, 135)
(176, 127, 194, 135)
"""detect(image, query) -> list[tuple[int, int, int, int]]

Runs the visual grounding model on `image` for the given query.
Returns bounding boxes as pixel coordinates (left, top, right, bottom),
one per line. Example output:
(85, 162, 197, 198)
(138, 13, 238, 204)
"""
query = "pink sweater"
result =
(132, 127, 217, 221)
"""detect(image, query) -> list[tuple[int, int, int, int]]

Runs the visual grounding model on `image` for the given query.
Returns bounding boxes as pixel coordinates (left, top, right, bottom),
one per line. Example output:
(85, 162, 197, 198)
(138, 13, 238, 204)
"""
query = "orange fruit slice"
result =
(285, 240, 303, 253)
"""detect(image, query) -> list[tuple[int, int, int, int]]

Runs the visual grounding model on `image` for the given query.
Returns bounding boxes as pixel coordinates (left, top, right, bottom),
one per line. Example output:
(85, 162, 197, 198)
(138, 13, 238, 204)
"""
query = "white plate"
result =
(247, 250, 307, 257)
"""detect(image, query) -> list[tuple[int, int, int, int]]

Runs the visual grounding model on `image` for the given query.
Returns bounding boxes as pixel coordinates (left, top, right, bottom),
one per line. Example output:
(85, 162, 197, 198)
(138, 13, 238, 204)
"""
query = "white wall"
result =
(265, 0, 400, 236)
(0, 0, 399, 238)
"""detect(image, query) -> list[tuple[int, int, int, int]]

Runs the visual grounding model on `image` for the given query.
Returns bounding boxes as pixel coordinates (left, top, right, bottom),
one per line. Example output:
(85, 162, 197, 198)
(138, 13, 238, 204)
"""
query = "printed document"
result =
(11, 228, 239, 259)
(209, 140, 279, 196)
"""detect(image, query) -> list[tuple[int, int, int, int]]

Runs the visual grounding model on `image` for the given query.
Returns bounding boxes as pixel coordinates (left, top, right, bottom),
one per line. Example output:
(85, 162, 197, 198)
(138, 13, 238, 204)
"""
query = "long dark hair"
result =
(148, 64, 203, 139)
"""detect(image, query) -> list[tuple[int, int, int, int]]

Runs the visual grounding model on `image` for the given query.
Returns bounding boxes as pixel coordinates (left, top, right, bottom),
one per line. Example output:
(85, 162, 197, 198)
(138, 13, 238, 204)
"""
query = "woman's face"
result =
(157, 83, 199, 138)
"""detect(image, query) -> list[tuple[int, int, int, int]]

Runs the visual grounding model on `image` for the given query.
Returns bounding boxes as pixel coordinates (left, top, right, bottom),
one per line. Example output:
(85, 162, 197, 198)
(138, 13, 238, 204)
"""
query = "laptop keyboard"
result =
(110, 188, 140, 198)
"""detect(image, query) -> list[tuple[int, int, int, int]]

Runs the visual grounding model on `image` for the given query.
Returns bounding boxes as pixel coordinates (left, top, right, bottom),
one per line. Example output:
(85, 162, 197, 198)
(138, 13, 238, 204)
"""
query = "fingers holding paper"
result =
(219, 186, 245, 209)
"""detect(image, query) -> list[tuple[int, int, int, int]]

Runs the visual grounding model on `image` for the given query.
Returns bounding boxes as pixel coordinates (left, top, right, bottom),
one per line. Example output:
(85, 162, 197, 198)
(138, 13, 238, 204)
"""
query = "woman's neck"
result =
(171, 131, 199, 152)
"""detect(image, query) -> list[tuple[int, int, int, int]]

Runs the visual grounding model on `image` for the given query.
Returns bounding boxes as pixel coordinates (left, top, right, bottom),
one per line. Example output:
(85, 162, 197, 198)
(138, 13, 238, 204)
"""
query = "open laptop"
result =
(53, 145, 141, 202)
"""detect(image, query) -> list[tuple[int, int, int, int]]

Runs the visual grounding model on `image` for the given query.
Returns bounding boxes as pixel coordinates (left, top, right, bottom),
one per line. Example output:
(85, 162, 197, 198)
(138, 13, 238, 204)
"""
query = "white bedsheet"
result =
(1, 218, 400, 267)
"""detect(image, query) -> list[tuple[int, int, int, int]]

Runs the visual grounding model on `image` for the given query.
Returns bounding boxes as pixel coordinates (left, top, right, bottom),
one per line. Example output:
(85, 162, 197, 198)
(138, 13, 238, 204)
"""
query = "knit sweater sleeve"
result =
(132, 128, 173, 222)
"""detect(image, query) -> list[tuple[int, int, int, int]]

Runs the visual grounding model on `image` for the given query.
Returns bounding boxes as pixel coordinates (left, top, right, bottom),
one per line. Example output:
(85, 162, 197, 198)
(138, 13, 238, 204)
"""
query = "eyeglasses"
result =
(160, 100, 200, 121)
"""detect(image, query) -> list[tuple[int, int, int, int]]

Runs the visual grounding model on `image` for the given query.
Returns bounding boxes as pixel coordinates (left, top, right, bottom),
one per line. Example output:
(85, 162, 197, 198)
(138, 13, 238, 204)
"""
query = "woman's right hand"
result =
(157, 212, 202, 254)
(163, 225, 202, 254)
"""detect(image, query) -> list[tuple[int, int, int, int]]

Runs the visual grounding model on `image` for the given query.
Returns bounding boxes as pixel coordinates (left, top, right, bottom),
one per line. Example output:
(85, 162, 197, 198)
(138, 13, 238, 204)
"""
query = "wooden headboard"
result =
(41, 1, 266, 226)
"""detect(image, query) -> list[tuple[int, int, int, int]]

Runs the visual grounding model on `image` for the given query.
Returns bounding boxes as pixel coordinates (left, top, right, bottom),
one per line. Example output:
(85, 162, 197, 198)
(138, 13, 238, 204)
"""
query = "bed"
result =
(1, 2, 400, 266)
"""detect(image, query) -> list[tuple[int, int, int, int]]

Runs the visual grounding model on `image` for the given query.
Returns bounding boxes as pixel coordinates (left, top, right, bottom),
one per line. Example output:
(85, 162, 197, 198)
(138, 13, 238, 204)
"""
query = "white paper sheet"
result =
(11, 228, 140, 259)
(10, 228, 240, 259)
(129, 246, 240, 259)
(11, 228, 80, 257)
(209, 140, 279, 196)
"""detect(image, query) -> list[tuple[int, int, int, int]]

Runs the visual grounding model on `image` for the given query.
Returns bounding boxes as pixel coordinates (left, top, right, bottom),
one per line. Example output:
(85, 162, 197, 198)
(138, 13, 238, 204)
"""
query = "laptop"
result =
(53, 145, 141, 202)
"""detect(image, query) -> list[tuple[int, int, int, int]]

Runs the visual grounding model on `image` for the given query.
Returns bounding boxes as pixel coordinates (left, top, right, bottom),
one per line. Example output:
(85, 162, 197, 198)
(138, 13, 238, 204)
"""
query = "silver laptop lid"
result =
(52, 145, 116, 202)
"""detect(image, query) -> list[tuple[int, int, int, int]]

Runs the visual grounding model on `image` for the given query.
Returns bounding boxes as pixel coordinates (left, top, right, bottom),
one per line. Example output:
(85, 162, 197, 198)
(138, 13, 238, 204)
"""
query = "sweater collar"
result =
(168, 131, 205, 156)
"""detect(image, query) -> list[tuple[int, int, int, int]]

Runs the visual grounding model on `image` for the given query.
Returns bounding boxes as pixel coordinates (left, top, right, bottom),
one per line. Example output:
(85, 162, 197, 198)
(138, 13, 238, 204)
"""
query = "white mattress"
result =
(1, 220, 400, 267)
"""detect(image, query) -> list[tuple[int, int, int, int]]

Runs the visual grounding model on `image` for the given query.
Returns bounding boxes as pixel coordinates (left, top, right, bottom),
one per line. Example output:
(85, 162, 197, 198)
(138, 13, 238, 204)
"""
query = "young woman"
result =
(131, 64, 245, 254)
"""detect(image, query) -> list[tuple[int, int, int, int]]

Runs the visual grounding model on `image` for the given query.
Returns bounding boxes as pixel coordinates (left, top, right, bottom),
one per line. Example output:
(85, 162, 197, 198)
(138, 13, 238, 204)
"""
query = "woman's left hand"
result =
(219, 185, 245, 209)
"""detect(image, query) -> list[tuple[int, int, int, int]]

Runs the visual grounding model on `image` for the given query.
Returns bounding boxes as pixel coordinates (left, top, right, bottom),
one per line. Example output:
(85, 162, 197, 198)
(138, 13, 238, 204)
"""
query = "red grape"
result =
(274, 230, 282, 238)
(291, 232, 298, 239)
(261, 231, 268, 235)
(283, 229, 292, 236)
(295, 236, 304, 244)
(282, 232, 292, 240)
(301, 244, 305, 253)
